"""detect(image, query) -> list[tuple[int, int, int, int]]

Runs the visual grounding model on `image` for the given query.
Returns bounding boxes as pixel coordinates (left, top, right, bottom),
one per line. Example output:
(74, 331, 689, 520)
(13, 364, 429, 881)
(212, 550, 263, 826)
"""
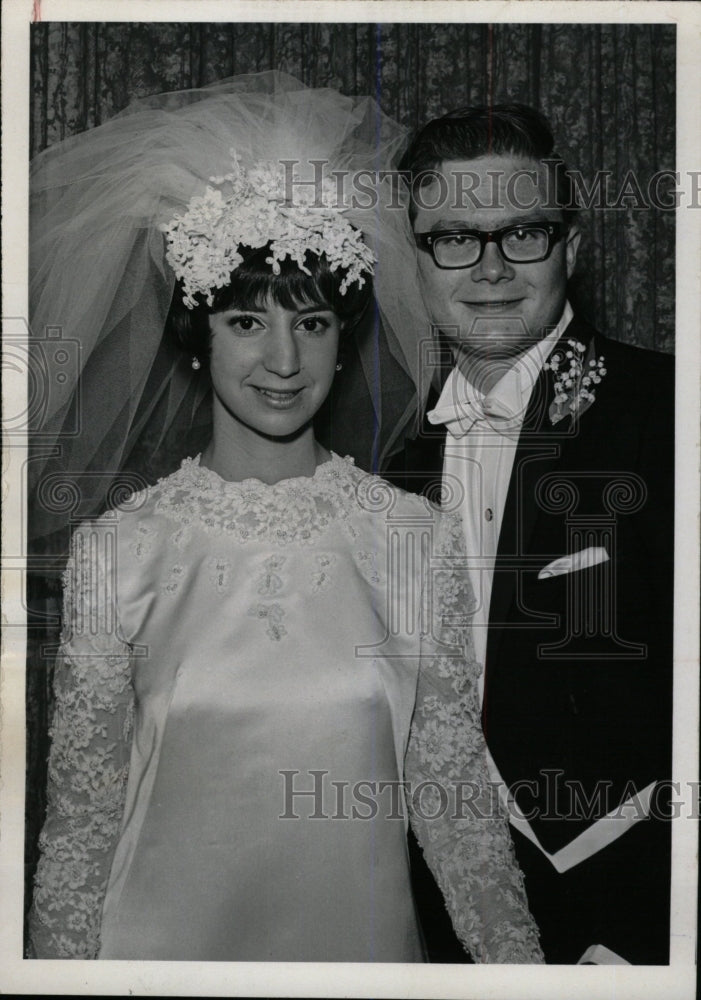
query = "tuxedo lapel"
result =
(485, 318, 598, 671)
(485, 364, 562, 671)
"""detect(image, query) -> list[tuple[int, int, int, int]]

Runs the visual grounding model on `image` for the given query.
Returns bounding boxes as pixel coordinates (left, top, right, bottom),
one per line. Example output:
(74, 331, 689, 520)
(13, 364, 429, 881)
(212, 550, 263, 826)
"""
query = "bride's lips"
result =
(251, 385, 304, 408)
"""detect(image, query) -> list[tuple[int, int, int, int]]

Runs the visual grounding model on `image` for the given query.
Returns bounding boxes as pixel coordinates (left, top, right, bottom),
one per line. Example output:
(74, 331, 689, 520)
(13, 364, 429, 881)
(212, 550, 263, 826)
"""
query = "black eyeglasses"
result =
(414, 222, 567, 269)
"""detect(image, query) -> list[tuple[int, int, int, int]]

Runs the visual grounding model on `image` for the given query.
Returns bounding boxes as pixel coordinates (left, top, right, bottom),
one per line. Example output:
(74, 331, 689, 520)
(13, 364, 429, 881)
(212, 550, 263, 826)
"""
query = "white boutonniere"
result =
(544, 339, 607, 425)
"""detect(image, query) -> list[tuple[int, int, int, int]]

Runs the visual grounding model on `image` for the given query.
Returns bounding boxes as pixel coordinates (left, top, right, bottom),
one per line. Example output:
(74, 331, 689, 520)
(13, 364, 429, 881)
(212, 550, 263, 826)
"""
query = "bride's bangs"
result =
(208, 245, 372, 323)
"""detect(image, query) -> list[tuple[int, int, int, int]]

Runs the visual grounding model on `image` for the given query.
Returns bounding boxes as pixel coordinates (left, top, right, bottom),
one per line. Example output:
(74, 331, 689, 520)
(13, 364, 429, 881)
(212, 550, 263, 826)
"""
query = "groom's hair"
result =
(401, 102, 579, 226)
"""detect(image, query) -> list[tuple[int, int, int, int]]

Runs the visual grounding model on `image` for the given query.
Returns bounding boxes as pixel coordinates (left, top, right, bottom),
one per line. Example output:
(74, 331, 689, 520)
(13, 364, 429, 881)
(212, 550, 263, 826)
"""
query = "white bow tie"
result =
(428, 393, 519, 438)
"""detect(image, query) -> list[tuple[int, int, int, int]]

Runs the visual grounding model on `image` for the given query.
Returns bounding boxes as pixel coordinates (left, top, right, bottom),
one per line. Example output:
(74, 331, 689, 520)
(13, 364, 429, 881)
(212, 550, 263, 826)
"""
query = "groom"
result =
(385, 104, 674, 964)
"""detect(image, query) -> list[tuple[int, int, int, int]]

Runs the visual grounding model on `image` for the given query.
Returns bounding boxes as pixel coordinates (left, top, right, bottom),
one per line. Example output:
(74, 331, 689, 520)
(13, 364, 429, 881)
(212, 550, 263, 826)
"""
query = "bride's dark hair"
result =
(168, 243, 373, 363)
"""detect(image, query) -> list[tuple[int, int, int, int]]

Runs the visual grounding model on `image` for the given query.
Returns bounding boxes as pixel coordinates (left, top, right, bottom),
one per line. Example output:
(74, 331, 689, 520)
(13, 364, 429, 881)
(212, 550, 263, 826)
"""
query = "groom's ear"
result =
(565, 226, 581, 279)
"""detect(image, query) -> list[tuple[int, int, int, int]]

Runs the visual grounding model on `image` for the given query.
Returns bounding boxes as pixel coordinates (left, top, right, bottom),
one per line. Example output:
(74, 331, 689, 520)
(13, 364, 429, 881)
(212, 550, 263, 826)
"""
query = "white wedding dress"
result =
(29, 454, 543, 963)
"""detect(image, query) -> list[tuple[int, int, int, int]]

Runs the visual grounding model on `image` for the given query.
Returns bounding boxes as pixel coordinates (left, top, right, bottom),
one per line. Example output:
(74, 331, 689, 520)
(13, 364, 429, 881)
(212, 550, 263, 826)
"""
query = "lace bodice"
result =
(151, 454, 361, 545)
(29, 454, 543, 962)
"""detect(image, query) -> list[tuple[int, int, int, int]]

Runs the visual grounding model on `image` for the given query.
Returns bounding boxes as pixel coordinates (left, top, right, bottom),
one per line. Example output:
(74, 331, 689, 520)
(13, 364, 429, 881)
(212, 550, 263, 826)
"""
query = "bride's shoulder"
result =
(345, 460, 465, 555)
(71, 458, 199, 540)
(345, 458, 455, 523)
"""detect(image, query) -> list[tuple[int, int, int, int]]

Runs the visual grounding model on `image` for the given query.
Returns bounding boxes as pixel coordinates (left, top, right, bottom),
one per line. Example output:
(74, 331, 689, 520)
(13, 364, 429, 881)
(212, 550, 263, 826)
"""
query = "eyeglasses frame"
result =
(414, 221, 568, 269)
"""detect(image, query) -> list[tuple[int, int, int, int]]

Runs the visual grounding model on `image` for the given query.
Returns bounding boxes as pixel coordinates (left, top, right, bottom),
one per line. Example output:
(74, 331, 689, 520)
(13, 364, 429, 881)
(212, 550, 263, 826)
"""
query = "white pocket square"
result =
(538, 546, 609, 580)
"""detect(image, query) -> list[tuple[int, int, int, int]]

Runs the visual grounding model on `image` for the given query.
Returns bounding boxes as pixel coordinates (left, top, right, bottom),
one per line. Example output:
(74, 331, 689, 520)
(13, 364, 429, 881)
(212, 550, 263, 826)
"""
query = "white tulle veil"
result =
(29, 71, 432, 548)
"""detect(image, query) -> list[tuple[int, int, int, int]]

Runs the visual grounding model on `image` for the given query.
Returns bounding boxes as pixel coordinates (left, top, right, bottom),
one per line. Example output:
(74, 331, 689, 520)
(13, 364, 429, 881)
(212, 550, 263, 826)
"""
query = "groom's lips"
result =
(459, 298, 526, 315)
(461, 298, 525, 307)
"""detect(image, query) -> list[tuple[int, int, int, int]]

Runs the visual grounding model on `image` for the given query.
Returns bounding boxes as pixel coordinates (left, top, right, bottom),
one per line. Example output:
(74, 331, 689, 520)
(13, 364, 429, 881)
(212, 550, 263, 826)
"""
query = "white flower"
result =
(548, 339, 607, 426)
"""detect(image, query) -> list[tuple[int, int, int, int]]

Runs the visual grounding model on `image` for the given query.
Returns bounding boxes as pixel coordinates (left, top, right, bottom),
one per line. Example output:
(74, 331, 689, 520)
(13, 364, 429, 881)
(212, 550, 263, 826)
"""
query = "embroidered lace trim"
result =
(28, 524, 134, 959)
(405, 512, 545, 964)
(149, 453, 369, 545)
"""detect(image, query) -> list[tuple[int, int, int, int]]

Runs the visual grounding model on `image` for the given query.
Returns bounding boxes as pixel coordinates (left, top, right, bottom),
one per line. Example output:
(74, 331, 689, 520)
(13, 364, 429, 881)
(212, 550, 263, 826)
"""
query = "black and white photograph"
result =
(1, 2, 699, 997)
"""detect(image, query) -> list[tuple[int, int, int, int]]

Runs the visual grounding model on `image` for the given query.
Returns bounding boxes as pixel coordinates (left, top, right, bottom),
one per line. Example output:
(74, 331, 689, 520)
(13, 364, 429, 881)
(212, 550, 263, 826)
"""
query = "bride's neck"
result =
(200, 421, 326, 484)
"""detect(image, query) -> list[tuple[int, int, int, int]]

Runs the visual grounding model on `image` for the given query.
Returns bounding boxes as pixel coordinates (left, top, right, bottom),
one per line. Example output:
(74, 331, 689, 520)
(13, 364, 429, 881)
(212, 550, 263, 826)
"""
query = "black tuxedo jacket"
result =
(385, 316, 674, 964)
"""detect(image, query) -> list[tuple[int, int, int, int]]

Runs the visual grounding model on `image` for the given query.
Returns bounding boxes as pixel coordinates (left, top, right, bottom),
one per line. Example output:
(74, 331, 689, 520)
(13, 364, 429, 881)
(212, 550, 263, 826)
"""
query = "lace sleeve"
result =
(28, 521, 134, 959)
(405, 512, 544, 964)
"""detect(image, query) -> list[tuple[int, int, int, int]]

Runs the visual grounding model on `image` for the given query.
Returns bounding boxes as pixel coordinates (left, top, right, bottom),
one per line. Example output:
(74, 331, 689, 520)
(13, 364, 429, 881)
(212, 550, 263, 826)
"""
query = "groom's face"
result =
(412, 154, 580, 366)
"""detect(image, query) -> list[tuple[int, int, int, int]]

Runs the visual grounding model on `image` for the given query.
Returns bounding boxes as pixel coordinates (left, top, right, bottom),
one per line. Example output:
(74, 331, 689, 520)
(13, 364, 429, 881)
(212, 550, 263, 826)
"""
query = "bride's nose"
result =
(263, 323, 301, 377)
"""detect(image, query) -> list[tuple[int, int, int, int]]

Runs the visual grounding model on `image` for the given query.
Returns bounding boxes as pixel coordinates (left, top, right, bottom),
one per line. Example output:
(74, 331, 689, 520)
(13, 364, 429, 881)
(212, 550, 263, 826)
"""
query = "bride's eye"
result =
(297, 315, 331, 335)
(227, 314, 261, 334)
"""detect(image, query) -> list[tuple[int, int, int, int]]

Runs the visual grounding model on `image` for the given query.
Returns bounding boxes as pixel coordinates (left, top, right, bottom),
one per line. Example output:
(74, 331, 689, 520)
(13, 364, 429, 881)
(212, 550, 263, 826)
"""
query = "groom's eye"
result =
(439, 233, 479, 250)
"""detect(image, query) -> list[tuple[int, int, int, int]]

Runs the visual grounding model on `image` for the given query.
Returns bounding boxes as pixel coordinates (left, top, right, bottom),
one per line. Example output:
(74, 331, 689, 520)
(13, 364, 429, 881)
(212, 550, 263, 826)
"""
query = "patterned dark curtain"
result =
(31, 21, 676, 353)
(25, 20, 676, 933)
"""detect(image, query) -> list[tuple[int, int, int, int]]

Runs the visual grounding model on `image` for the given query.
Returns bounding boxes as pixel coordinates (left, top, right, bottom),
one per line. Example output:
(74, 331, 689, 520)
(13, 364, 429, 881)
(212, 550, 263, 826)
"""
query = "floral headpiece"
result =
(161, 153, 376, 308)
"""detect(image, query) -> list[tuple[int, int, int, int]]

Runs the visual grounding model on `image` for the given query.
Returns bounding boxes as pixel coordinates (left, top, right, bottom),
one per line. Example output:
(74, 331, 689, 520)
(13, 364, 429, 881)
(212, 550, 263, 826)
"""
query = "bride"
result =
(28, 72, 543, 963)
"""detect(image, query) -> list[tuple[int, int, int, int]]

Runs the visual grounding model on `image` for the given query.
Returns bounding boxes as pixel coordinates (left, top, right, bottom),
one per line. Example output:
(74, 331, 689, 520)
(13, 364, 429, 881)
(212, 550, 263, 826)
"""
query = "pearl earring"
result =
(335, 362, 343, 372)
(191, 356, 201, 371)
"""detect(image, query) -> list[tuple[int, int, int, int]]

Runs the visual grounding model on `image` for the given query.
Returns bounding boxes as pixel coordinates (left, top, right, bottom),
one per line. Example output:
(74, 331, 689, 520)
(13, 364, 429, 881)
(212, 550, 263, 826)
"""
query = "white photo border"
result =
(2, 2, 698, 997)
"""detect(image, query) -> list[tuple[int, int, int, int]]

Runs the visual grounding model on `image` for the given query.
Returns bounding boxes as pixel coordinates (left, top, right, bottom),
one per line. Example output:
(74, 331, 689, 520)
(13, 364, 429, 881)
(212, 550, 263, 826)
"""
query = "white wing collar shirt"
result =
(426, 302, 573, 691)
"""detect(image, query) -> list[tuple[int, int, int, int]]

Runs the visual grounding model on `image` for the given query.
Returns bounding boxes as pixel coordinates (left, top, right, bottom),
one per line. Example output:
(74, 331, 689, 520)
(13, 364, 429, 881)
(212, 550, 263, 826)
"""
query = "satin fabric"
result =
(97, 455, 425, 961)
